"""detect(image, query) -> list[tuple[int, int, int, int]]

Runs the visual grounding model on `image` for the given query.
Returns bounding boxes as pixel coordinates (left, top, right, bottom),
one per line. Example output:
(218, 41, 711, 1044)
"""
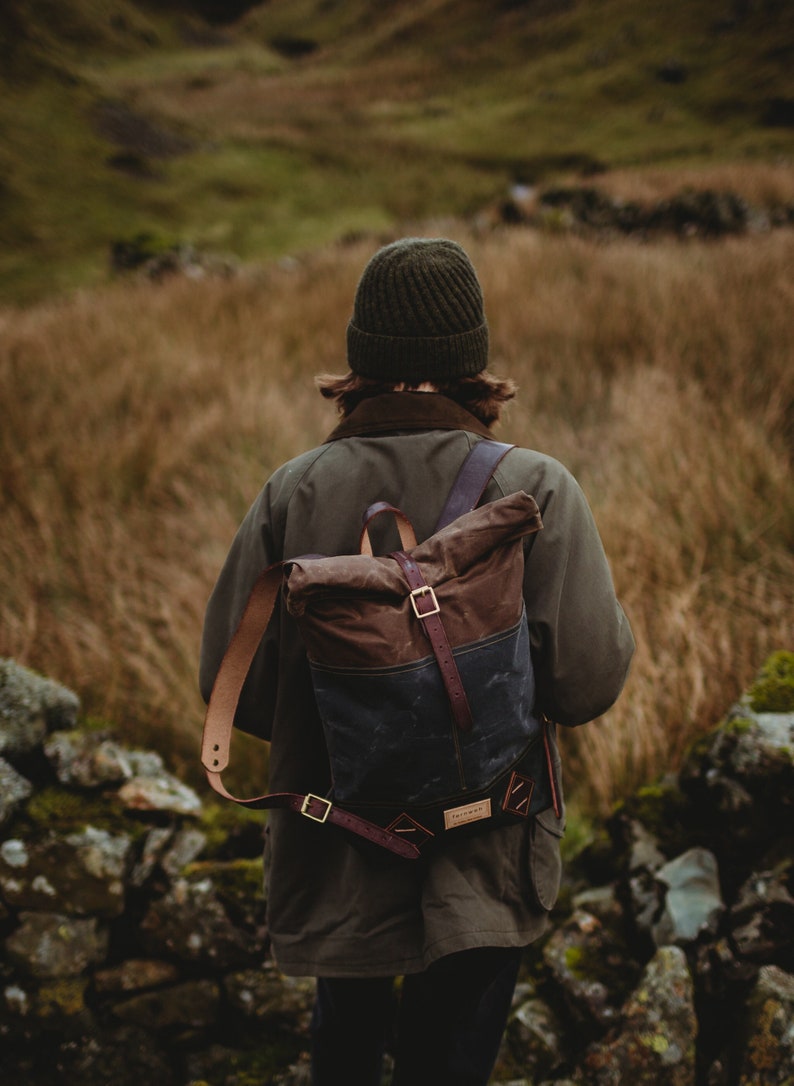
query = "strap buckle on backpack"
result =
(301, 793, 333, 823)
(410, 585, 440, 619)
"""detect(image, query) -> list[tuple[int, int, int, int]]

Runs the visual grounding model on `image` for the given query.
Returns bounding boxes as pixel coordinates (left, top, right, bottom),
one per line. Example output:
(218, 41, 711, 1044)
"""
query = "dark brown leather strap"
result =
(360, 501, 418, 556)
(391, 550, 475, 733)
(204, 775, 421, 860)
(435, 440, 514, 531)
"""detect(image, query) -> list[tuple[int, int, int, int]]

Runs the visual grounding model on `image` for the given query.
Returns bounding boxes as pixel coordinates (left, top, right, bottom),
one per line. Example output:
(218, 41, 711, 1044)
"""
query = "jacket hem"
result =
(270, 919, 550, 978)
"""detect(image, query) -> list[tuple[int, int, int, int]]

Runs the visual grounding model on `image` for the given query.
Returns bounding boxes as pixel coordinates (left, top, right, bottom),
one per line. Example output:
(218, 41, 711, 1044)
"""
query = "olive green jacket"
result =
(200, 393, 634, 978)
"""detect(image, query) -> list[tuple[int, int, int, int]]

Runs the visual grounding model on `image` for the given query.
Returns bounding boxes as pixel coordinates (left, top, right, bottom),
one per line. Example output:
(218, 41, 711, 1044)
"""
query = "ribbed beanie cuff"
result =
(346, 238, 489, 381)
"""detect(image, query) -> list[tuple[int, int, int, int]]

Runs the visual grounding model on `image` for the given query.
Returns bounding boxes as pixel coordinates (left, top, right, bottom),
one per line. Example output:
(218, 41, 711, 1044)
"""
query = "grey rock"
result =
(627, 820, 667, 874)
(0, 658, 80, 755)
(630, 869, 665, 939)
(125, 749, 166, 776)
(652, 847, 724, 947)
(505, 994, 566, 1080)
(576, 945, 697, 1084)
(730, 867, 794, 965)
(572, 884, 624, 926)
(5, 911, 108, 977)
(44, 729, 134, 787)
(93, 958, 180, 994)
(161, 828, 208, 877)
(139, 870, 266, 969)
(737, 965, 794, 1084)
(70, 1025, 175, 1086)
(118, 773, 202, 816)
(129, 826, 175, 887)
(224, 963, 314, 1027)
(0, 826, 133, 917)
(543, 909, 637, 1030)
(728, 709, 794, 780)
(112, 978, 220, 1030)
(0, 757, 33, 825)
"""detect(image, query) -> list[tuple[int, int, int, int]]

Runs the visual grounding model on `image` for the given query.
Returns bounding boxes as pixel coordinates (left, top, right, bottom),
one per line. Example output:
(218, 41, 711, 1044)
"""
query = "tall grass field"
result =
(2, 212, 792, 818)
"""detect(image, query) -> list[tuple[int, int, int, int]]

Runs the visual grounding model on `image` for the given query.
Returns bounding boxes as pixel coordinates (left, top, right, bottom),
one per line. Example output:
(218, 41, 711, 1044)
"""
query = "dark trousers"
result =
(310, 945, 522, 1086)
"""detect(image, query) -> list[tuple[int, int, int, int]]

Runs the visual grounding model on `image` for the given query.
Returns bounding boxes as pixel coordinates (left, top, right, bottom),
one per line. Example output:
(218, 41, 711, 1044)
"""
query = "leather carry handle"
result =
(360, 501, 418, 555)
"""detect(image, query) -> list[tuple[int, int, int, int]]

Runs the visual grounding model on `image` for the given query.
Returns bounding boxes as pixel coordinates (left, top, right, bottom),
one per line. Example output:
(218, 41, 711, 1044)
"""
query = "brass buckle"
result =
(410, 585, 440, 619)
(301, 793, 332, 824)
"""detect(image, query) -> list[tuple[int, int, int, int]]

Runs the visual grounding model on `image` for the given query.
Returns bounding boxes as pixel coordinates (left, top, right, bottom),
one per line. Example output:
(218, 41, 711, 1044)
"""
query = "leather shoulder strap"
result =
(434, 440, 514, 531)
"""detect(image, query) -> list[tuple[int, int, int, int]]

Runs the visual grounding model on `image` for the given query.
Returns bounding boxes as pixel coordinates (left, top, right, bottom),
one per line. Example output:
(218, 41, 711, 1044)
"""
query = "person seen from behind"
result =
(200, 237, 635, 1085)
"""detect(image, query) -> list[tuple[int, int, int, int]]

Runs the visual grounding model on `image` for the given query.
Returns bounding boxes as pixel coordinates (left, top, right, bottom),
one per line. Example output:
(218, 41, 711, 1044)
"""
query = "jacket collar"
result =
(325, 392, 495, 442)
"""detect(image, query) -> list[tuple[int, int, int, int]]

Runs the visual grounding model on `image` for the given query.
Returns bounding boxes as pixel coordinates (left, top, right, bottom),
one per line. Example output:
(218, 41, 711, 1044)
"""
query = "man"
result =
(200, 237, 635, 1085)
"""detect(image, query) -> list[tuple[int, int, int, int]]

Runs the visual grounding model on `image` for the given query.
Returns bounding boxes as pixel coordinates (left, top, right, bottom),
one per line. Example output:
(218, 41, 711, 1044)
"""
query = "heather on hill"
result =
(1, 0, 792, 301)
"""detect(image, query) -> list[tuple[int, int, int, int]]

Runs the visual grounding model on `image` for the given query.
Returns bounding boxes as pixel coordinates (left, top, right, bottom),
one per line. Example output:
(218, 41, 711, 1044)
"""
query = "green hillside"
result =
(1, 0, 792, 302)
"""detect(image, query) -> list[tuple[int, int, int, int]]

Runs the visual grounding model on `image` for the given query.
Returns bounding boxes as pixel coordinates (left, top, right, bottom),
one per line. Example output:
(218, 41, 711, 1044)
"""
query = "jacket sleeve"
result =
(520, 458, 635, 727)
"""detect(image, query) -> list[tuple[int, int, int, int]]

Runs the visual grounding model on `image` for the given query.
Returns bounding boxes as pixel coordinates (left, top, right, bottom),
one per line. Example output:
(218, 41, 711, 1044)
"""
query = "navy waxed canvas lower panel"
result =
(308, 614, 538, 806)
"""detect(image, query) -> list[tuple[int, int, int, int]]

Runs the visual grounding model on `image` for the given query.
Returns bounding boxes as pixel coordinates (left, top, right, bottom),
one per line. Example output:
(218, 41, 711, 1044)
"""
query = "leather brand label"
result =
(444, 798, 492, 830)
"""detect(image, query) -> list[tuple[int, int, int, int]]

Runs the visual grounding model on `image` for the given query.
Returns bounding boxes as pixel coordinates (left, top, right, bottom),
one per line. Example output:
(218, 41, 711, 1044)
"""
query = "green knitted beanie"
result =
(347, 237, 489, 382)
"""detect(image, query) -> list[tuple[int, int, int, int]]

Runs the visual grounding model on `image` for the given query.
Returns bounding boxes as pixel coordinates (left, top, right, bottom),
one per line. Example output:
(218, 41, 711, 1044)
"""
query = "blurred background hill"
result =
(1, 0, 792, 817)
(1, 0, 792, 302)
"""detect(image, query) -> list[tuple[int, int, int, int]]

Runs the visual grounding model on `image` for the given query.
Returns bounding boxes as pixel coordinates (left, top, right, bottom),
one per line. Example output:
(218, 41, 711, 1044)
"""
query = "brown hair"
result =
(315, 371, 517, 428)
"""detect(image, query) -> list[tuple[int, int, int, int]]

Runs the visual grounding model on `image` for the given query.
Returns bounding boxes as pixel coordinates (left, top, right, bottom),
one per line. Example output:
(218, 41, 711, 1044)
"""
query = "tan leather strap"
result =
(202, 562, 284, 774)
(359, 501, 418, 556)
(200, 562, 422, 860)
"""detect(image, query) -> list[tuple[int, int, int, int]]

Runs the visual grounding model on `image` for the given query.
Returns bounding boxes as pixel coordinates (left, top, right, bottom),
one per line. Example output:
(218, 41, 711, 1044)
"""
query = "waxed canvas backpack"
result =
(201, 440, 561, 860)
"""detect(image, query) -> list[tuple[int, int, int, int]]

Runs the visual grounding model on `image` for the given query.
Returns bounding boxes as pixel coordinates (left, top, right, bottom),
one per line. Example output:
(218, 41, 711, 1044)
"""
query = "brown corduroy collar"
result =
(325, 392, 495, 442)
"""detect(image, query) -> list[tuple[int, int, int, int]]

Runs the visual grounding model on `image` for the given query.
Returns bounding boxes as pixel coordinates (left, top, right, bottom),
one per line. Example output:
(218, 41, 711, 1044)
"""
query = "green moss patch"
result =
(748, 651, 794, 713)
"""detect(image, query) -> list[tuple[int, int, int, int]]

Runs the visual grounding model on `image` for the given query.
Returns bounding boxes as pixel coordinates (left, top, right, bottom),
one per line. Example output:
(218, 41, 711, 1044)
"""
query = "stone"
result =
(161, 828, 208, 877)
(223, 963, 314, 1027)
(0, 658, 79, 755)
(738, 965, 794, 1084)
(576, 945, 697, 1084)
(571, 884, 624, 927)
(730, 867, 794, 968)
(627, 820, 668, 874)
(728, 710, 794, 782)
(118, 773, 202, 816)
(0, 757, 33, 825)
(5, 911, 108, 977)
(0, 827, 133, 917)
(44, 729, 134, 787)
(129, 826, 174, 887)
(504, 994, 566, 1081)
(542, 910, 638, 1031)
(652, 847, 724, 947)
(69, 1025, 175, 1086)
(93, 959, 180, 994)
(112, 979, 220, 1031)
(139, 868, 266, 969)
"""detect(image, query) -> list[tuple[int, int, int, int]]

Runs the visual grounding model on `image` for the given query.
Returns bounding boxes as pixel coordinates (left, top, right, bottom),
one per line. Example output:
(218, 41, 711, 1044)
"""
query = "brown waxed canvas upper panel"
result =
(283, 491, 542, 669)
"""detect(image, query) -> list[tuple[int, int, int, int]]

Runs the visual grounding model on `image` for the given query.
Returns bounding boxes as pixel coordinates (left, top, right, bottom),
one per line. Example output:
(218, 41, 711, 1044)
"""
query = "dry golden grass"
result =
(582, 161, 794, 208)
(1, 227, 792, 814)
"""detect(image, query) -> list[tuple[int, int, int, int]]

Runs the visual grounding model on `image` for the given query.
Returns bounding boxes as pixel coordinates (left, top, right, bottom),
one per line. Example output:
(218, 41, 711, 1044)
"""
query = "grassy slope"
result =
(0, 0, 792, 303)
